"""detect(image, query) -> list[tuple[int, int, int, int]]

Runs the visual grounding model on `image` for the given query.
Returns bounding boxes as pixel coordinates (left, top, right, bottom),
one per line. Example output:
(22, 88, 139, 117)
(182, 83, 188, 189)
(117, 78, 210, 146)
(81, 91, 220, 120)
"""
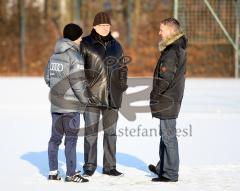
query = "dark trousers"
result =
(156, 119, 179, 181)
(48, 112, 80, 176)
(83, 107, 118, 172)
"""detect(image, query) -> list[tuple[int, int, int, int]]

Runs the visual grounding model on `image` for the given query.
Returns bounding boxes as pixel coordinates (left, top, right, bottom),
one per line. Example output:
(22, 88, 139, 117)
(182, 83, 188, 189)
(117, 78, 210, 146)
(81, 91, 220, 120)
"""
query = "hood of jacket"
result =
(54, 38, 79, 54)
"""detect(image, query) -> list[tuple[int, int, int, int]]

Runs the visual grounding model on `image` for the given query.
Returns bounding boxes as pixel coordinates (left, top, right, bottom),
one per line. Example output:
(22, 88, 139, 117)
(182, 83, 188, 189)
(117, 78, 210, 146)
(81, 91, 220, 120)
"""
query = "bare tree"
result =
(18, 0, 26, 74)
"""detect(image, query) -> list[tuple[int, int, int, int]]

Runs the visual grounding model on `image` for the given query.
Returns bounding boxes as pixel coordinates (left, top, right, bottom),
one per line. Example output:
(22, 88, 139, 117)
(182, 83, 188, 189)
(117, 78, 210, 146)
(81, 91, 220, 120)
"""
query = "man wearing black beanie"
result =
(44, 23, 92, 183)
(80, 12, 128, 177)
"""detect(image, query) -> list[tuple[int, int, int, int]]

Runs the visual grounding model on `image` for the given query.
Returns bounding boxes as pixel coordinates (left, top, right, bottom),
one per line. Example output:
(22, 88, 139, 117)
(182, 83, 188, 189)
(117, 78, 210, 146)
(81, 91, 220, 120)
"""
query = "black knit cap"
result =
(63, 23, 83, 41)
(93, 12, 111, 26)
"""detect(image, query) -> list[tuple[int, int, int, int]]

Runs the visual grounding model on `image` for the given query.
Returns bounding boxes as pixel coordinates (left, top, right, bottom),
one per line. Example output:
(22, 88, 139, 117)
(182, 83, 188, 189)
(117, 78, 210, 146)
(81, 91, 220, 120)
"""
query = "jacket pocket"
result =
(119, 66, 128, 91)
(152, 77, 169, 95)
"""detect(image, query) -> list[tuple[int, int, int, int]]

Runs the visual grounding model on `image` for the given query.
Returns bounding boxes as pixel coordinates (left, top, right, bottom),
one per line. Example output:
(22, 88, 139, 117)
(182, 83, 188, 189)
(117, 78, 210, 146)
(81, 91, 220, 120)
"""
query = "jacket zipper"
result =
(98, 41, 110, 108)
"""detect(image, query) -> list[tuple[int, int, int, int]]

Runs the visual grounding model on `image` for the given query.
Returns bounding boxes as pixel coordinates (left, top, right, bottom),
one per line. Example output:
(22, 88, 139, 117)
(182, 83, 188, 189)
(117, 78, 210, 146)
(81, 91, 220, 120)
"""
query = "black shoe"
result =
(102, 169, 123, 176)
(82, 170, 94, 177)
(152, 176, 178, 182)
(48, 172, 61, 181)
(65, 171, 89, 183)
(148, 164, 158, 175)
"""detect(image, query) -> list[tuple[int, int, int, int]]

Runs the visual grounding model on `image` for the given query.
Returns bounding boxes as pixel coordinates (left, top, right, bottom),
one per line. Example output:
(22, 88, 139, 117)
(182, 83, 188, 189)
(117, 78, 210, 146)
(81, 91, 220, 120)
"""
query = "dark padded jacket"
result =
(44, 38, 90, 113)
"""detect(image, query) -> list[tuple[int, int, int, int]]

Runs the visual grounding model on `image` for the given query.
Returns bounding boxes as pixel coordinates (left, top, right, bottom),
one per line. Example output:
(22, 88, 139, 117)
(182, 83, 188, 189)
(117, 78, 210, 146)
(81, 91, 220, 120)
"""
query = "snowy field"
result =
(0, 77, 240, 191)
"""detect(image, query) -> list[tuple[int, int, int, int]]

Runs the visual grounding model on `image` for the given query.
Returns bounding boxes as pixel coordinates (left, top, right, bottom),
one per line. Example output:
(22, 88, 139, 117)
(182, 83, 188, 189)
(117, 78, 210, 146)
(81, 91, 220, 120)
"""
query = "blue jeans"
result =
(48, 112, 80, 176)
(156, 119, 179, 181)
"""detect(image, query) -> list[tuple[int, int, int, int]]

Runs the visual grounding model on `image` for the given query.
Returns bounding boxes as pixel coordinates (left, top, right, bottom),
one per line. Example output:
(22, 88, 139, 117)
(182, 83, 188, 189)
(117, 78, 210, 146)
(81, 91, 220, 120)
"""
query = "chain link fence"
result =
(177, 0, 239, 77)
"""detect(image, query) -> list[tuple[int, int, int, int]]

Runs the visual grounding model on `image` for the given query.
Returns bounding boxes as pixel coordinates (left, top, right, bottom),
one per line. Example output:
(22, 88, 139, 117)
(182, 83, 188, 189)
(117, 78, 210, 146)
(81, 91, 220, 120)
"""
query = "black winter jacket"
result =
(150, 35, 188, 119)
(80, 29, 128, 109)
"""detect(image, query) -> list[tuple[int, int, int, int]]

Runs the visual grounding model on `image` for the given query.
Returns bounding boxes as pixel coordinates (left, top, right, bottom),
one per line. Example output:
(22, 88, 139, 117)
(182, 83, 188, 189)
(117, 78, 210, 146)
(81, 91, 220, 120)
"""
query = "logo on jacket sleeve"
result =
(50, 63, 64, 72)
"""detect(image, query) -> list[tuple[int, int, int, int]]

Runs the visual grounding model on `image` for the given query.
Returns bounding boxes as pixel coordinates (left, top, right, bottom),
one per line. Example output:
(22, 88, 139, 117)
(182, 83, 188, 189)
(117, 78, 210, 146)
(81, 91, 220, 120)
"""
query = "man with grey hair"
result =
(149, 18, 188, 182)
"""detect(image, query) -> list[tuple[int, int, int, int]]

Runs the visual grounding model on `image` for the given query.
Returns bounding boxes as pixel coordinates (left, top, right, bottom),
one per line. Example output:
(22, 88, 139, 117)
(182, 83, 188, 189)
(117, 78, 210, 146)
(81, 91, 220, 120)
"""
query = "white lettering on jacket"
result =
(50, 63, 64, 72)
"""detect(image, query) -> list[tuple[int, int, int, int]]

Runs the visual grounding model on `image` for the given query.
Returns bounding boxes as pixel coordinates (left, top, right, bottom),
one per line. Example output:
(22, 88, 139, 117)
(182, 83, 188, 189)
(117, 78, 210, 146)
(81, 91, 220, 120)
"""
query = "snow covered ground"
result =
(0, 77, 240, 191)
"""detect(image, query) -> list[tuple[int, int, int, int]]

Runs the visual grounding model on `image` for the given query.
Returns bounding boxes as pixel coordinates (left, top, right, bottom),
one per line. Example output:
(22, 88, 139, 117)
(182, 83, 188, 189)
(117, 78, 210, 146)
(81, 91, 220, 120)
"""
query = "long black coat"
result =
(80, 29, 128, 109)
(150, 36, 187, 119)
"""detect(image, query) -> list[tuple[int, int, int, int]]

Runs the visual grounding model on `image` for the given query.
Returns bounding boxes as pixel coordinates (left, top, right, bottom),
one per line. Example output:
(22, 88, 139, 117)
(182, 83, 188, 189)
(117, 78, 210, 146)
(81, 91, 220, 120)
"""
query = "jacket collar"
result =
(158, 32, 184, 52)
(90, 29, 114, 44)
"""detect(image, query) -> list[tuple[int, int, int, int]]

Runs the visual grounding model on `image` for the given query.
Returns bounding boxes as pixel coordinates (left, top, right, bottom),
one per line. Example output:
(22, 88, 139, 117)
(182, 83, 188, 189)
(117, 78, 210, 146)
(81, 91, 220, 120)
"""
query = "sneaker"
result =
(152, 176, 178, 182)
(148, 164, 158, 175)
(65, 171, 89, 183)
(82, 170, 94, 177)
(48, 172, 61, 181)
(102, 169, 123, 176)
